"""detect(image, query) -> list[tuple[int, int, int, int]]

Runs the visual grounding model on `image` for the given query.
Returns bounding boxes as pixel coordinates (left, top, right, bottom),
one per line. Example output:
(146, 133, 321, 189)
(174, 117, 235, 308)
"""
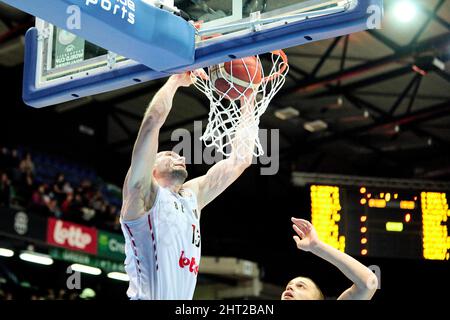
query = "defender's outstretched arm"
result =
(292, 218, 378, 300)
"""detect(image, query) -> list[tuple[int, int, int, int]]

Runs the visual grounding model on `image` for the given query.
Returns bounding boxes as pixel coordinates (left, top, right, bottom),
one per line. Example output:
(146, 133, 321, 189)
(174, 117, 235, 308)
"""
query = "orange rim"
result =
(190, 50, 288, 83)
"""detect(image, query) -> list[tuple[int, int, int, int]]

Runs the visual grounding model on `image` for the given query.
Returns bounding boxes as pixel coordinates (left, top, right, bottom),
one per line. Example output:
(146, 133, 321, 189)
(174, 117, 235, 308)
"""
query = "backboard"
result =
(187, 0, 358, 46)
(13, 0, 383, 107)
(33, 19, 133, 90)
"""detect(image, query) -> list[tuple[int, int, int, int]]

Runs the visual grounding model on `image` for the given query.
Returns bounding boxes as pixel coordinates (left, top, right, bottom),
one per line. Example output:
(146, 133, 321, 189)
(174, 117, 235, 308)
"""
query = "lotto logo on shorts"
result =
(178, 250, 199, 275)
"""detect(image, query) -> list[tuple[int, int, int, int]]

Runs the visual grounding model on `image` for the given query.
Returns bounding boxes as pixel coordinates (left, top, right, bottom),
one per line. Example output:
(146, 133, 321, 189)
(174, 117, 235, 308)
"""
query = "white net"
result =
(191, 50, 289, 159)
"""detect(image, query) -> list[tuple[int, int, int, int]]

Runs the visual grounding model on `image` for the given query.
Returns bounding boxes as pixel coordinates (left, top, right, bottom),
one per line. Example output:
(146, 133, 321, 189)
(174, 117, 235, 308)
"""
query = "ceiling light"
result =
(274, 107, 300, 120)
(70, 263, 102, 275)
(107, 272, 129, 281)
(304, 120, 328, 132)
(393, 1, 417, 23)
(19, 252, 53, 265)
(0, 248, 14, 257)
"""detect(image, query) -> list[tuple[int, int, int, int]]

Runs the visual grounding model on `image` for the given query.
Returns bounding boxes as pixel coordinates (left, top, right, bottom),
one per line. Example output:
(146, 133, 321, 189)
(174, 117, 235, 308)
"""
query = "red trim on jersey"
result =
(148, 215, 159, 271)
(148, 215, 154, 230)
(124, 223, 142, 276)
(124, 224, 133, 237)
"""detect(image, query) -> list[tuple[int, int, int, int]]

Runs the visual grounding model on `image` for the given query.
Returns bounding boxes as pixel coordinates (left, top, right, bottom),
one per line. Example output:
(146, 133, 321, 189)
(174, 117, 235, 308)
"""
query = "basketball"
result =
(210, 56, 263, 100)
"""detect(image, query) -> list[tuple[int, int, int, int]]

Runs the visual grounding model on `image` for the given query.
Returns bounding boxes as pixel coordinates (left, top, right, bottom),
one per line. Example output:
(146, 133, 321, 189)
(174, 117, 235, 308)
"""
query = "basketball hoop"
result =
(191, 50, 289, 159)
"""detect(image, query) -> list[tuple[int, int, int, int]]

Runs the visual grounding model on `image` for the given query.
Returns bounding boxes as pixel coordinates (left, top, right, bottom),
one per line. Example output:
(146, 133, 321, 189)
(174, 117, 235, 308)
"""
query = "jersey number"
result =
(191, 224, 201, 248)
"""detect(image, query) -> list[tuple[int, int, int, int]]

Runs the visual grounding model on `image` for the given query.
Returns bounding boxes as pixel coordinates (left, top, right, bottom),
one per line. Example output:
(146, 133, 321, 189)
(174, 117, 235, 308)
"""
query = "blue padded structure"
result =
(10, 0, 383, 107)
(22, 28, 166, 107)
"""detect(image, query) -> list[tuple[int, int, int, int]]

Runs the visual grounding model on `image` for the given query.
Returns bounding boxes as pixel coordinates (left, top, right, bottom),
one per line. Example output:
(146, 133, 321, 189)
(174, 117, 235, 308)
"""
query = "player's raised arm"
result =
(291, 218, 378, 300)
(184, 97, 258, 211)
(122, 73, 192, 221)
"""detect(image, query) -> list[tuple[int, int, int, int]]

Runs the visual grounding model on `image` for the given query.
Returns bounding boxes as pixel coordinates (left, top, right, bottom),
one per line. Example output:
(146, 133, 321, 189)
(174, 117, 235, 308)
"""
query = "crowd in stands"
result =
(0, 287, 83, 300)
(0, 145, 122, 233)
(0, 283, 103, 300)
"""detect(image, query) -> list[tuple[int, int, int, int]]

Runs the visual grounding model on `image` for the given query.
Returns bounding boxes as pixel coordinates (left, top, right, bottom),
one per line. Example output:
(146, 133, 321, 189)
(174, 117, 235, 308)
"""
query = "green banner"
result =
(98, 231, 125, 261)
(54, 29, 85, 68)
(49, 248, 125, 273)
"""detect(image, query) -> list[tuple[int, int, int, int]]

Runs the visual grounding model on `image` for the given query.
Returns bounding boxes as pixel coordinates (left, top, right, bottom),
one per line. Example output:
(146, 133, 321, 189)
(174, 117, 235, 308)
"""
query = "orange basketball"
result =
(210, 56, 262, 100)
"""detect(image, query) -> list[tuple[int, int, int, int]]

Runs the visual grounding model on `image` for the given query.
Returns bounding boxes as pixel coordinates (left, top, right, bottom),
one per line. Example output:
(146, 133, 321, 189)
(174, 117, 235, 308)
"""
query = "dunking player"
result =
(120, 72, 256, 300)
(281, 218, 378, 300)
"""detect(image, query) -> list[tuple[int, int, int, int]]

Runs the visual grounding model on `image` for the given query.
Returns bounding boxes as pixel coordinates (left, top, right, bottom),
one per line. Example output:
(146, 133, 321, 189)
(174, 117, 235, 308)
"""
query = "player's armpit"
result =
(184, 158, 249, 211)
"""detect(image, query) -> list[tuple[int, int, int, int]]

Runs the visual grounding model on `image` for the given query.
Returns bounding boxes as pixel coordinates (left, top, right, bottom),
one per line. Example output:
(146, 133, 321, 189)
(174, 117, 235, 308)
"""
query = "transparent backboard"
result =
(34, 19, 136, 89)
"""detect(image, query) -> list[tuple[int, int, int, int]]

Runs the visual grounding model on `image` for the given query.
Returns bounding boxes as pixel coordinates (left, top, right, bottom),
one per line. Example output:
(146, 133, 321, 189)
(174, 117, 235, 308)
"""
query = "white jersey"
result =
(121, 186, 201, 300)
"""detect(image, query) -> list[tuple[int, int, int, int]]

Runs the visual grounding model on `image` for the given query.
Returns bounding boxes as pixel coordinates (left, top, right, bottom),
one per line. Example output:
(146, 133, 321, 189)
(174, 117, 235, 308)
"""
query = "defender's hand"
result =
(291, 218, 320, 252)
